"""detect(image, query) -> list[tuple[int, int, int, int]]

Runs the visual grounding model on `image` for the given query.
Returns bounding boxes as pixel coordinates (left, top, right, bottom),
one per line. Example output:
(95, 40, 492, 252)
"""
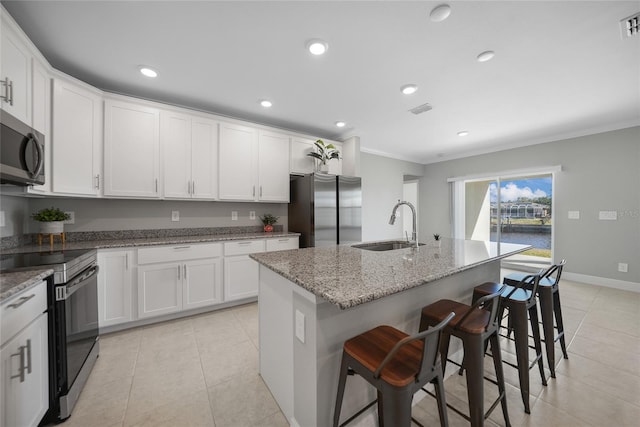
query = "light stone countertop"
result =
(0, 268, 53, 302)
(250, 238, 530, 309)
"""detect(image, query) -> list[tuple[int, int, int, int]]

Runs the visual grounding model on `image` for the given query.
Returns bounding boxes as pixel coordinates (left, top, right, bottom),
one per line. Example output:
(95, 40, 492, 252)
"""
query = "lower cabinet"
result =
(97, 249, 135, 327)
(136, 243, 223, 320)
(1, 281, 49, 427)
(223, 239, 266, 301)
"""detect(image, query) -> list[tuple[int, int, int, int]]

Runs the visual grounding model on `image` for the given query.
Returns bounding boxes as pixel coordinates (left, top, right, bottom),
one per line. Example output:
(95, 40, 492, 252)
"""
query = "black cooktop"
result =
(0, 249, 94, 271)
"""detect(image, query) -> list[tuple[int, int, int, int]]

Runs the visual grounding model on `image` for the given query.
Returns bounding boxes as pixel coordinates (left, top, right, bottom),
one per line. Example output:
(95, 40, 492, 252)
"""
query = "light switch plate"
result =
(568, 211, 580, 220)
(599, 211, 617, 220)
(64, 211, 75, 224)
(618, 263, 628, 273)
(295, 309, 305, 343)
(231, 211, 238, 221)
(171, 211, 180, 221)
(249, 211, 256, 220)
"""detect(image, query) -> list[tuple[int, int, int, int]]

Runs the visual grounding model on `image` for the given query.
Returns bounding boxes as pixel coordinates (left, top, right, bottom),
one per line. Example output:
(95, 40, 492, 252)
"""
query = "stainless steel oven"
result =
(0, 248, 99, 422)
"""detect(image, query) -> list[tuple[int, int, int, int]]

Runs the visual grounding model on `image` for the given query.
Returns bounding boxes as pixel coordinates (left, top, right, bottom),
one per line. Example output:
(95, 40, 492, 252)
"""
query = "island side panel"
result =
(315, 260, 499, 426)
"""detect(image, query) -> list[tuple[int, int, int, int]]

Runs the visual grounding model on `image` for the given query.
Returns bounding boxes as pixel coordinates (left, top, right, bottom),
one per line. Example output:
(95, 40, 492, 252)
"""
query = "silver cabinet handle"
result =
(173, 246, 191, 250)
(10, 340, 30, 383)
(155, 178, 158, 193)
(25, 339, 32, 375)
(238, 241, 252, 245)
(7, 294, 35, 309)
(0, 77, 9, 104)
(278, 239, 289, 242)
(183, 264, 187, 279)
(192, 181, 195, 195)
(95, 174, 100, 189)
(125, 253, 129, 270)
(260, 186, 263, 197)
(8, 79, 13, 106)
(177, 265, 181, 280)
(252, 185, 255, 197)
(188, 181, 192, 194)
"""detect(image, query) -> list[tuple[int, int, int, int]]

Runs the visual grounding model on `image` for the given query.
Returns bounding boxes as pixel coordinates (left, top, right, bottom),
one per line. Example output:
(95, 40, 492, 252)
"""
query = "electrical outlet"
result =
(599, 211, 617, 220)
(249, 211, 256, 220)
(568, 211, 580, 220)
(171, 211, 180, 222)
(0, 211, 5, 227)
(618, 263, 628, 273)
(295, 309, 305, 343)
(231, 211, 238, 221)
(64, 211, 75, 224)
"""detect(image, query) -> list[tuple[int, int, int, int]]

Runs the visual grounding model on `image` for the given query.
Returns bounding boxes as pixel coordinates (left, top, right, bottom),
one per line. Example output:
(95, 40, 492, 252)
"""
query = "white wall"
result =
(419, 126, 640, 285)
(360, 152, 424, 242)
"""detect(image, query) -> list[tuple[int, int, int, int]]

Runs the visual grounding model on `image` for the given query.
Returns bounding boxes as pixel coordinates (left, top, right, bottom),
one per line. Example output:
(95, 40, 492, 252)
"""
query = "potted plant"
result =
(307, 139, 340, 173)
(433, 233, 441, 248)
(260, 213, 279, 232)
(32, 207, 70, 234)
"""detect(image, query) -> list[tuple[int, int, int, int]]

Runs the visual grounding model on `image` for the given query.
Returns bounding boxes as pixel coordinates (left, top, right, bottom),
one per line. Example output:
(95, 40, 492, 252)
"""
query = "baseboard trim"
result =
(561, 272, 639, 293)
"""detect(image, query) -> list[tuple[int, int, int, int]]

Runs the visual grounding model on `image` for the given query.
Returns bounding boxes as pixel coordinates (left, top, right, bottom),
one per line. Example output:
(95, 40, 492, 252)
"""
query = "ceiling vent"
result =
(409, 103, 433, 115)
(621, 12, 639, 38)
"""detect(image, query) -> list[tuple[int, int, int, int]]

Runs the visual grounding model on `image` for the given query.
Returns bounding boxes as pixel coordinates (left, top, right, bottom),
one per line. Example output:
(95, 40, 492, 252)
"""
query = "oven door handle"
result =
(57, 265, 99, 301)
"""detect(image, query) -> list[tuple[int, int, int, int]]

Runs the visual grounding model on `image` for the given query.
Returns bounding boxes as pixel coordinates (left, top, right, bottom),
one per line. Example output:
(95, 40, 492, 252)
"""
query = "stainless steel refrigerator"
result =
(288, 173, 362, 248)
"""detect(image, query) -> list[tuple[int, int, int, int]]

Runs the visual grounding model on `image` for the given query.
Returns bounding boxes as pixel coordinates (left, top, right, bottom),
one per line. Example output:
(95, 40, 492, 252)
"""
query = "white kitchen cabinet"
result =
(161, 111, 218, 199)
(258, 131, 290, 202)
(1, 281, 49, 427)
(104, 98, 160, 198)
(97, 249, 135, 328)
(266, 236, 299, 252)
(51, 77, 102, 196)
(137, 243, 223, 319)
(27, 59, 51, 195)
(223, 239, 265, 301)
(0, 19, 31, 125)
(290, 137, 316, 174)
(218, 121, 257, 200)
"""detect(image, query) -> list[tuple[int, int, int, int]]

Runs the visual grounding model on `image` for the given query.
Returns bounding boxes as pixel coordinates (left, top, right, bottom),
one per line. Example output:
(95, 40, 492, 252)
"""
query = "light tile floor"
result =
(62, 275, 640, 426)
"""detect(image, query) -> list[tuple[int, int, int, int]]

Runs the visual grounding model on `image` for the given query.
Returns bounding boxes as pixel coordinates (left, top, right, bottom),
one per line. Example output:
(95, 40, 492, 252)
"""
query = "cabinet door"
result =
(137, 263, 181, 318)
(161, 110, 191, 198)
(224, 255, 260, 301)
(97, 250, 134, 327)
(52, 78, 102, 196)
(27, 59, 50, 195)
(258, 131, 290, 202)
(190, 117, 218, 200)
(218, 122, 257, 200)
(290, 137, 315, 174)
(0, 314, 48, 427)
(183, 258, 222, 310)
(0, 25, 31, 124)
(104, 99, 160, 198)
(266, 237, 299, 252)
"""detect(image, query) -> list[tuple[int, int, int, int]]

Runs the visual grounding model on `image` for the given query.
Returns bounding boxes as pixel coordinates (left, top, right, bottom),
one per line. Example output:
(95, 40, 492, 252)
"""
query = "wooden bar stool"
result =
(419, 288, 511, 427)
(503, 260, 568, 378)
(333, 313, 455, 427)
(471, 273, 546, 414)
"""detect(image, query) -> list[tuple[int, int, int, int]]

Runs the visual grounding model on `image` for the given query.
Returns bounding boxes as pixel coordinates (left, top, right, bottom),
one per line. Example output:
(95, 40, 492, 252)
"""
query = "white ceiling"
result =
(3, 1, 639, 164)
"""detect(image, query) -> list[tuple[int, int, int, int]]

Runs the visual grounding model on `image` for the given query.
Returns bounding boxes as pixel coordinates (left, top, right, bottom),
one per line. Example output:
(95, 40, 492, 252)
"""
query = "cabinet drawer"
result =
(266, 237, 299, 252)
(1, 280, 47, 346)
(138, 243, 222, 265)
(223, 239, 266, 256)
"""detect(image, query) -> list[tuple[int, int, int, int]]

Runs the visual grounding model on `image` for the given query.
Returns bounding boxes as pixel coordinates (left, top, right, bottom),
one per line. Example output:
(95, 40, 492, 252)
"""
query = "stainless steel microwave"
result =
(0, 110, 45, 186)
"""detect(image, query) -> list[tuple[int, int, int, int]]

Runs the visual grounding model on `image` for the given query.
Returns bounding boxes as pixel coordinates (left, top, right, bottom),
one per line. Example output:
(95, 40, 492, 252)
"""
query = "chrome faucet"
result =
(389, 199, 418, 248)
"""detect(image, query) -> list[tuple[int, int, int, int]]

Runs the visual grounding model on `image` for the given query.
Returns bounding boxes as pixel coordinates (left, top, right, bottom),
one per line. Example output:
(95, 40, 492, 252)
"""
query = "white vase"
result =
(40, 221, 64, 234)
(317, 163, 329, 173)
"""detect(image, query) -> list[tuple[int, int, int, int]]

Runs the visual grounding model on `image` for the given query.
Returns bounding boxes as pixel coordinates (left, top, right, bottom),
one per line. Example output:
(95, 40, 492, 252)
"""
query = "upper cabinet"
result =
(218, 122, 258, 201)
(51, 77, 103, 196)
(290, 137, 316, 175)
(161, 111, 218, 200)
(104, 98, 160, 198)
(27, 59, 51, 195)
(258, 131, 290, 202)
(0, 18, 31, 125)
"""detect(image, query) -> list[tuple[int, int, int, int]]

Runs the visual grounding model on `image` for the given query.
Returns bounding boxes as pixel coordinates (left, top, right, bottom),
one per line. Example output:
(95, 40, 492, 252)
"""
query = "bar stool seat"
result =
(472, 273, 547, 414)
(503, 260, 568, 378)
(420, 288, 511, 427)
(333, 313, 455, 427)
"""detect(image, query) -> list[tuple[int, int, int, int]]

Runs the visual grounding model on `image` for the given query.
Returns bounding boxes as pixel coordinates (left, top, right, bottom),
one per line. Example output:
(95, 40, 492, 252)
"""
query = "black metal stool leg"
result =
(381, 386, 413, 427)
(433, 370, 449, 427)
(333, 354, 350, 427)
(528, 305, 547, 387)
(538, 287, 557, 377)
(489, 333, 511, 427)
(554, 290, 569, 359)
(462, 335, 485, 427)
(511, 304, 531, 413)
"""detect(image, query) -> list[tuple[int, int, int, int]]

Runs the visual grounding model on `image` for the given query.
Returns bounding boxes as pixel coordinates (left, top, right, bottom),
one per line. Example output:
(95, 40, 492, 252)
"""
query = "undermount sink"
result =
(352, 241, 425, 251)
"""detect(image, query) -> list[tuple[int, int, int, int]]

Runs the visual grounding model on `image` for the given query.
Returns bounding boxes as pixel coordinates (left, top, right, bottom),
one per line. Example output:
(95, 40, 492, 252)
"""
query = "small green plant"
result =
(307, 139, 340, 165)
(433, 233, 440, 241)
(32, 207, 70, 222)
(260, 214, 279, 226)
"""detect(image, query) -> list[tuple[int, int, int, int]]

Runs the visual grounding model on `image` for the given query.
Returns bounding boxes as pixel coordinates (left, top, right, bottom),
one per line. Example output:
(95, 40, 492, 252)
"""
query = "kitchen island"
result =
(250, 238, 529, 427)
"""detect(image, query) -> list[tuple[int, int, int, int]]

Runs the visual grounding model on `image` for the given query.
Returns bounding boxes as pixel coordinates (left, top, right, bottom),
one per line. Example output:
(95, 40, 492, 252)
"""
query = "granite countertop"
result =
(250, 238, 530, 309)
(2, 231, 300, 254)
(0, 268, 53, 302)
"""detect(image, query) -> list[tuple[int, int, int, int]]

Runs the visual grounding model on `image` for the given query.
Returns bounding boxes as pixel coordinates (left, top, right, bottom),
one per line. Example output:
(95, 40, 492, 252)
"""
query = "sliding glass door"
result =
(456, 171, 554, 267)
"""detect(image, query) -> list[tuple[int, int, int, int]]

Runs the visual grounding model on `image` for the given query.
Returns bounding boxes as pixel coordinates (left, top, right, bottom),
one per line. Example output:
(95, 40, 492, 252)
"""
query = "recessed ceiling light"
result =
(306, 39, 328, 55)
(457, 131, 469, 137)
(401, 84, 418, 95)
(139, 66, 158, 78)
(477, 51, 495, 62)
(260, 100, 272, 108)
(335, 121, 346, 128)
(430, 4, 452, 22)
